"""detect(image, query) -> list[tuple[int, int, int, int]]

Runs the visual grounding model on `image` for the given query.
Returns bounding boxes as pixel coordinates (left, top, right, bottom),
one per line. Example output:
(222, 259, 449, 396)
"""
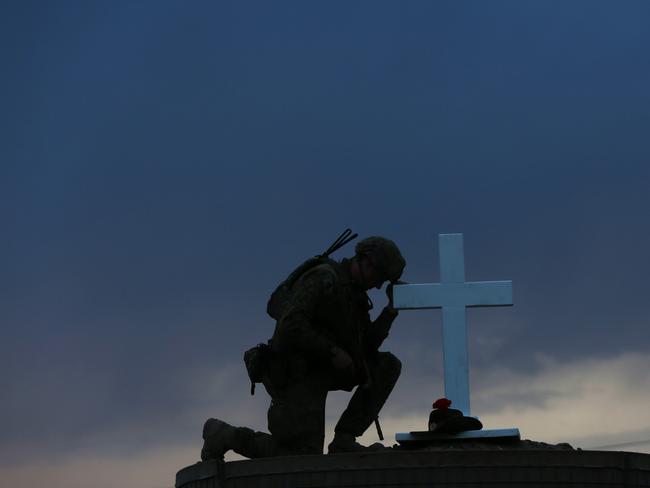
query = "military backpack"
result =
(266, 228, 358, 320)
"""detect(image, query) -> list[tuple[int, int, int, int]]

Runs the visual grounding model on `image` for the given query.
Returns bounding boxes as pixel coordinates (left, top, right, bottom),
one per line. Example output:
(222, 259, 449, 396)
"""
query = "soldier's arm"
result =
(273, 266, 338, 360)
(364, 306, 399, 352)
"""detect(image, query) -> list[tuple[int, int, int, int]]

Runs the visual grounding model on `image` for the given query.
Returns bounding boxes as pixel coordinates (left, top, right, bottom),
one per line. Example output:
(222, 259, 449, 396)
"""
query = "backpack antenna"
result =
(322, 228, 358, 257)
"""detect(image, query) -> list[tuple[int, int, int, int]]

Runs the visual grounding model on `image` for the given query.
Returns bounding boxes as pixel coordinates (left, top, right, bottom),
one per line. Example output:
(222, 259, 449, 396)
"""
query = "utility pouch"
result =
(244, 342, 271, 395)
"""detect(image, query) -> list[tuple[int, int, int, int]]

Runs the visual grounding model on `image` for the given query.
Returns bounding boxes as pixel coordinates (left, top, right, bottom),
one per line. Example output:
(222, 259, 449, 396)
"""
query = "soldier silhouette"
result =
(201, 232, 406, 459)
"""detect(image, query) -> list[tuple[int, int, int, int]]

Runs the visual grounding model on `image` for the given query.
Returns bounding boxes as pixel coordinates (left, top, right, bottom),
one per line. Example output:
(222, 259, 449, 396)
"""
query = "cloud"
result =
(357, 352, 650, 453)
(0, 361, 258, 465)
(475, 352, 650, 449)
(0, 363, 258, 486)
(2, 352, 649, 487)
(0, 444, 196, 488)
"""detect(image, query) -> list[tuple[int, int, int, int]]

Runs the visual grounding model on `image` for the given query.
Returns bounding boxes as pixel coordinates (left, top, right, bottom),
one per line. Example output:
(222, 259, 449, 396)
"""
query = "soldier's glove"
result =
(385, 282, 399, 312)
(386, 280, 407, 312)
(385, 283, 394, 309)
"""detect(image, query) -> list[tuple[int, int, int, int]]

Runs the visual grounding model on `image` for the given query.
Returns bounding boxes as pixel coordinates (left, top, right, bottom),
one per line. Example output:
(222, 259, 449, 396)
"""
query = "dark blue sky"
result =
(2, 1, 650, 483)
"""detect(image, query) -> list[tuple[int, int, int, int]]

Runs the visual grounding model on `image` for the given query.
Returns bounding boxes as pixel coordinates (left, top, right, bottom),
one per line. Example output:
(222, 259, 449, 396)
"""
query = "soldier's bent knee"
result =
(378, 351, 402, 379)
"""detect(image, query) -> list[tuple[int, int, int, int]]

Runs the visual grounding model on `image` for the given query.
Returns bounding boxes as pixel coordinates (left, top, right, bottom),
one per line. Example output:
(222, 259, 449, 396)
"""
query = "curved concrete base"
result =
(177, 450, 650, 487)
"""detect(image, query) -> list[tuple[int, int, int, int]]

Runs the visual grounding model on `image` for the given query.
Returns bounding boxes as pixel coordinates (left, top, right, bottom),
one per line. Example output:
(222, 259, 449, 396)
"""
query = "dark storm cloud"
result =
(2, 0, 650, 461)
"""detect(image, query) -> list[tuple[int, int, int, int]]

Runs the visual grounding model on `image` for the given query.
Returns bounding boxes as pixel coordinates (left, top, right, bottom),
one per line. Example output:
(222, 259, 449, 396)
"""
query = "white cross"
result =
(392, 233, 513, 417)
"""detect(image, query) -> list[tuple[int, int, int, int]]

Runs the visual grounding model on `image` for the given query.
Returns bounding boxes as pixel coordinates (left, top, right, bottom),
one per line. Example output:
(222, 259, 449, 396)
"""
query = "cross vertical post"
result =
(439, 234, 471, 416)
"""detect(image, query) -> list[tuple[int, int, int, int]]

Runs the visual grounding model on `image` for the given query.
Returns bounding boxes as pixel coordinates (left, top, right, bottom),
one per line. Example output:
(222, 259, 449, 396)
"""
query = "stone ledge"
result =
(177, 449, 650, 488)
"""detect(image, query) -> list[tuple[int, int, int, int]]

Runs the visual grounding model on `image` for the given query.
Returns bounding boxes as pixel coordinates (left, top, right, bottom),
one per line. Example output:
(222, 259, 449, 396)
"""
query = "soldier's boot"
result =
(327, 432, 389, 454)
(201, 418, 238, 461)
(202, 418, 280, 460)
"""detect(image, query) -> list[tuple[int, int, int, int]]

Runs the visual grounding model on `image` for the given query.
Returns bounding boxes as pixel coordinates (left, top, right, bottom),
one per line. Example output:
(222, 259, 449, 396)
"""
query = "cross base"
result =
(396, 428, 521, 447)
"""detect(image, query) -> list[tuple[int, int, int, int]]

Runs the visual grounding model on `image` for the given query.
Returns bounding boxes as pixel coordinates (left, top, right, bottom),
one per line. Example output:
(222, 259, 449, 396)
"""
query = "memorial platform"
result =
(176, 448, 650, 488)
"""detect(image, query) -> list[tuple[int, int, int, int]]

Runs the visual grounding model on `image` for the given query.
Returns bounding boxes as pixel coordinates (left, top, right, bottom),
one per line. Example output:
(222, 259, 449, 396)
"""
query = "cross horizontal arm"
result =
(393, 281, 513, 310)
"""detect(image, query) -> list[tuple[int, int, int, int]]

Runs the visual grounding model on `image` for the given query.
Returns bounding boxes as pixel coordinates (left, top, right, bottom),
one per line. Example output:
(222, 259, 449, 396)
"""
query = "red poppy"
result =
(432, 398, 452, 410)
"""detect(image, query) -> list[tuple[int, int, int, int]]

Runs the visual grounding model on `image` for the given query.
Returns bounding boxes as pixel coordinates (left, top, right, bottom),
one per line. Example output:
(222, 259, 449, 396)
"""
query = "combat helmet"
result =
(355, 236, 406, 282)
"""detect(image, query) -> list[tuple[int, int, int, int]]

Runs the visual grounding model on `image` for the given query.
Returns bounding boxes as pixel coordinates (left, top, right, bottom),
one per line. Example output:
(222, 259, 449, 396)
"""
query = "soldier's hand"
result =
(330, 346, 353, 370)
(385, 282, 395, 309)
(386, 280, 406, 311)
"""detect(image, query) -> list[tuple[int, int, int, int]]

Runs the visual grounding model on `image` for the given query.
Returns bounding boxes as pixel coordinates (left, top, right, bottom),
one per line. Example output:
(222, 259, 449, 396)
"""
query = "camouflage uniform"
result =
(225, 258, 401, 458)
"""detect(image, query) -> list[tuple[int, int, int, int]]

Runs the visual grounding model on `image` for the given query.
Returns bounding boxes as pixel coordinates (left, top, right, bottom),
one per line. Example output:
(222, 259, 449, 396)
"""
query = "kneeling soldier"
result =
(202, 236, 406, 459)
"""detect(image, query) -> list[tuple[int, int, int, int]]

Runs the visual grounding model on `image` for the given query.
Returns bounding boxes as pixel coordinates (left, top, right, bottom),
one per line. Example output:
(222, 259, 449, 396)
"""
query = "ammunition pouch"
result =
(244, 341, 291, 396)
(244, 342, 271, 395)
